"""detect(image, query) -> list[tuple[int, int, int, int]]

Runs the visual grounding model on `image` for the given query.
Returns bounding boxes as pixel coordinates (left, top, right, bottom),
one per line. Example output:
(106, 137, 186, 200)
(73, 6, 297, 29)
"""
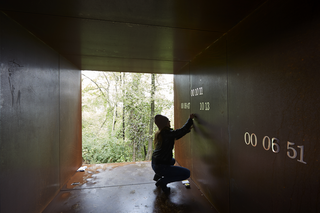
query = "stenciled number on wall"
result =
(191, 87, 203, 97)
(200, 102, 210, 111)
(181, 102, 190, 109)
(244, 132, 307, 164)
(190, 87, 210, 111)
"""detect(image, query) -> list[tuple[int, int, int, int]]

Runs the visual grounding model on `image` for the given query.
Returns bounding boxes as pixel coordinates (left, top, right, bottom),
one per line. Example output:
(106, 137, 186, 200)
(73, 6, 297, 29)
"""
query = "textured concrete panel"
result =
(0, 12, 60, 213)
(1, 0, 267, 73)
(227, 0, 320, 212)
(59, 56, 82, 188)
(0, 12, 82, 213)
(0, 0, 265, 32)
(3, 11, 221, 73)
(190, 36, 229, 213)
(174, 1, 320, 212)
(174, 65, 192, 173)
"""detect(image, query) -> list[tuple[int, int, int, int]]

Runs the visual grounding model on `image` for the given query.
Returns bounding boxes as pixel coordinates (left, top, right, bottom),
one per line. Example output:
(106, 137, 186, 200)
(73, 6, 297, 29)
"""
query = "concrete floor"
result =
(43, 162, 217, 213)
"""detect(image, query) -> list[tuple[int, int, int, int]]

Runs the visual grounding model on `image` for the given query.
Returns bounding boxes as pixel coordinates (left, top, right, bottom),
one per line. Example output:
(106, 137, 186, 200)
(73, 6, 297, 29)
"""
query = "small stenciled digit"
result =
(205, 102, 210, 110)
(287, 142, 297, 159)
(262, 136, 271, 151)
(191, 89, 194, 97)
(251, 133, 257, 147)
(181, 103, 184, 109)
(244, 132, 251, 145)
(199, 87, 203, 95)
(195, 88, 199, 96)
(271, 138, 280, 153)
(297, 146, 307, 164)
(187, 102, 190, 109)
(200, 102, 204, 110)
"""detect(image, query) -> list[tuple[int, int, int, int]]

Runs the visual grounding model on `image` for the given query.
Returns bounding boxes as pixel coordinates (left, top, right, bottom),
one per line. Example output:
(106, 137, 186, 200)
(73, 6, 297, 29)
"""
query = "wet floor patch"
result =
(43, 162, 217, 213)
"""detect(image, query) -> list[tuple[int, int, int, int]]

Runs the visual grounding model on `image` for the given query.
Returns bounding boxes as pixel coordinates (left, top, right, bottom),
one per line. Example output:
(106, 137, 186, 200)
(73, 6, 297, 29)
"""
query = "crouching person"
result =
(151, 114, 195, 194)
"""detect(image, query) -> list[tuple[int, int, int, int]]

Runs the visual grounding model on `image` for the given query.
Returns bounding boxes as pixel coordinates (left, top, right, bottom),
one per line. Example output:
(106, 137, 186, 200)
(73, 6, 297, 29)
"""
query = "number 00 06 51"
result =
(244, 132, 307, 164)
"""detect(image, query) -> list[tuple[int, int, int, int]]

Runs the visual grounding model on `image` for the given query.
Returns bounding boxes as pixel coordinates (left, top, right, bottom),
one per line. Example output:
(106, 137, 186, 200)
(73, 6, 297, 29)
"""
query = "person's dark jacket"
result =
(152, 118, 193, 165)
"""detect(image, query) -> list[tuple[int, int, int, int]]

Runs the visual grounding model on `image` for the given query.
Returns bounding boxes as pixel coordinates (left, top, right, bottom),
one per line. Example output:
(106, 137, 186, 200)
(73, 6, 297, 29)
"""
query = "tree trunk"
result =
(146, 74, 156, 160)
(122, 72, 125, 140)
(112, 73, 119, 132)
(130, 74, 141, 162)
(132, 141, 136, 162)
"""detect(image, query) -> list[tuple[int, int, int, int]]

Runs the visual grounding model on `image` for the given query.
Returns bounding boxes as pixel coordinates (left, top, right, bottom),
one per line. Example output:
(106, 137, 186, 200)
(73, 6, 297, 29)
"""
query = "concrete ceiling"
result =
(0, 0, 265, 73)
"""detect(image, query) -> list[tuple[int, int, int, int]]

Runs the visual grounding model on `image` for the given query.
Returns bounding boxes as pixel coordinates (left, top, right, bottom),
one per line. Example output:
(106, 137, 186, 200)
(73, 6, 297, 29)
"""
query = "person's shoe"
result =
(153, 174, 161, 181)
(155, 178, 163, 187)
(161, 186, 171, 194)
(155, 178, 171, 194)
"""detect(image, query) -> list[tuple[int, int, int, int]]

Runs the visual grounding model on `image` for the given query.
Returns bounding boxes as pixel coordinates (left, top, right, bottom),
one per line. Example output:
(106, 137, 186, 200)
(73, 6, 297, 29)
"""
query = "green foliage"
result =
(82, 132, 131, 163)
(82, 71, 173, 163)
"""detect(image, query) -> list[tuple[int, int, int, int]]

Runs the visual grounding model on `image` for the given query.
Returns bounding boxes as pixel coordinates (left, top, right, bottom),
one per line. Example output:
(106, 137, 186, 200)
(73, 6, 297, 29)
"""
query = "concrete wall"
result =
(174, 0, 320, 212)
(0, 12, 82, 213)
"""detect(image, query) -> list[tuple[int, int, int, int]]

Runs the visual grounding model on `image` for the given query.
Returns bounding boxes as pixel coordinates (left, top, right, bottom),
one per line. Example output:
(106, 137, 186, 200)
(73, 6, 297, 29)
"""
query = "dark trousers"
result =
(151, 158, 190, 185)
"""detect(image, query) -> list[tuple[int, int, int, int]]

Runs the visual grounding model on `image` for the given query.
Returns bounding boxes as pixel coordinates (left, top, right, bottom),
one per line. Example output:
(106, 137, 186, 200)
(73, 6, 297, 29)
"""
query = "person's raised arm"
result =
(173, 114, 196, 140)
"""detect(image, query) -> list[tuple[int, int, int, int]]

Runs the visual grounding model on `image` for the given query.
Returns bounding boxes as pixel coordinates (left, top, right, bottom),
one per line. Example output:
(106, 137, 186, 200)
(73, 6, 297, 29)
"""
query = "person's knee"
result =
(170, 158, 176, 165)
(184, 169, 190, 179)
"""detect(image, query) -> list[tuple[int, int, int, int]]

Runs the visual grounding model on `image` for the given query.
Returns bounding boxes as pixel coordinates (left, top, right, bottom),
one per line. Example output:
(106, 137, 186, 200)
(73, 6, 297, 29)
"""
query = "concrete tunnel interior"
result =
(1, 0, 320, 212)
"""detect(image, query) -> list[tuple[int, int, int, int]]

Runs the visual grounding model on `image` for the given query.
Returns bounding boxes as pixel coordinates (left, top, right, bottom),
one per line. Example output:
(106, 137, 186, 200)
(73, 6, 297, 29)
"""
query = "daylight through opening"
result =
(81, 71, 174, 164)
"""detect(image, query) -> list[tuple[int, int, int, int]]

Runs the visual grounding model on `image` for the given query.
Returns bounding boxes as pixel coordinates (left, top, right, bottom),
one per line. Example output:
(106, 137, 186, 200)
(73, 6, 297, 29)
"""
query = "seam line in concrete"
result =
(60, 182, 156, 191)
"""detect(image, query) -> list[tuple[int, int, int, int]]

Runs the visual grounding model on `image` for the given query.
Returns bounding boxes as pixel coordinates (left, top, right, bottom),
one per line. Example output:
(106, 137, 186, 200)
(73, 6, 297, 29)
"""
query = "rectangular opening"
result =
(81, 70, 174, 164)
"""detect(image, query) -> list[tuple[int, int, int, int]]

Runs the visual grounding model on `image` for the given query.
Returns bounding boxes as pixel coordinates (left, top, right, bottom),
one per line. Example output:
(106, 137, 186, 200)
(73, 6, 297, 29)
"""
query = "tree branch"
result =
(82, 73, 106, 97)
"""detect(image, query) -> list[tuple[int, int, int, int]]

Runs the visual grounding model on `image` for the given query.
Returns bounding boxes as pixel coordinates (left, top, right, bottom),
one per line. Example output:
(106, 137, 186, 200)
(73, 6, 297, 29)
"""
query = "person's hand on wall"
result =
(189, 114, 196, 130)
(189, 114, 196, 119)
